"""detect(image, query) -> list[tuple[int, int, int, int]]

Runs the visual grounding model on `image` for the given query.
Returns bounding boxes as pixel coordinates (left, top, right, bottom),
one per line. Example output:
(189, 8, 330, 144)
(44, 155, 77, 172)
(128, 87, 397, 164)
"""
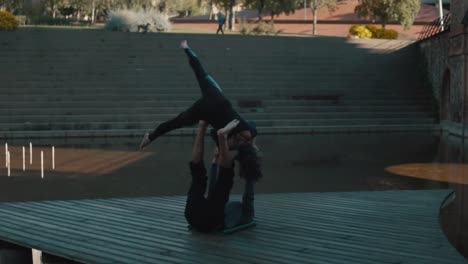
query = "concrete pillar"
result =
(32, 249, 41, 264)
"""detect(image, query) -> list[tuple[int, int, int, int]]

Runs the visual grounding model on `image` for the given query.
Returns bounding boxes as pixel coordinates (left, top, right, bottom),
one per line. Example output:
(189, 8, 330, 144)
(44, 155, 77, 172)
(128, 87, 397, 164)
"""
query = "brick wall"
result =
(419, 33, 450, 104)
(419, 5, 468, 128)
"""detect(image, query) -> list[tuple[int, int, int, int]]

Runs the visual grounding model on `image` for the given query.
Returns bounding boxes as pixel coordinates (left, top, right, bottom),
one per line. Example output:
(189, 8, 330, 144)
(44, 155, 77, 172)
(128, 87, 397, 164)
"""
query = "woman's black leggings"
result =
(148, 48, 227, 141)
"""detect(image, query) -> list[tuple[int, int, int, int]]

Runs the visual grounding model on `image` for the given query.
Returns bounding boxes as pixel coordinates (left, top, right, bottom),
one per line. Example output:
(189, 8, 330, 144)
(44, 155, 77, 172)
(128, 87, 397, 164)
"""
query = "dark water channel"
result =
(0, 132, 467, 260)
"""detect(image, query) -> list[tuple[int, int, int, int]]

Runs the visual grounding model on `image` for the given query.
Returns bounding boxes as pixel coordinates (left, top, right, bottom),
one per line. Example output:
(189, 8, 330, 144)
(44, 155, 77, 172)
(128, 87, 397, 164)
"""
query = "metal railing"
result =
(418, 13, 452, 41)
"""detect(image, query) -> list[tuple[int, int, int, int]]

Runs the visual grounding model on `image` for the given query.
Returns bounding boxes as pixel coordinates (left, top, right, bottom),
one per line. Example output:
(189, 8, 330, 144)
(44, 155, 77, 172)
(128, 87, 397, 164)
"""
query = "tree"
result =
(42, 0, 67, 18)
(354, 0, 420, 29)
(243, 0, 265, 20)
(309, 0, 338, 35)
(0, 0, 27, 14)
(243, 0, 299, 21)
(96, 0, 127, 17)
(58, 5, 75, 16)
(167, 0, 199, 17)
(9, 0, 207, 24)
(268, 0, 298, 20)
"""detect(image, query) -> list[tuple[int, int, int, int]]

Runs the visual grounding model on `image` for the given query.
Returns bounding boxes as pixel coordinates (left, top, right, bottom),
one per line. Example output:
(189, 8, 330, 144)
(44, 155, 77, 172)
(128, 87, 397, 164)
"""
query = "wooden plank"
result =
(0, 189, 463, 264)
(0, 209, 246, 264)
(0, 204, 300, 263)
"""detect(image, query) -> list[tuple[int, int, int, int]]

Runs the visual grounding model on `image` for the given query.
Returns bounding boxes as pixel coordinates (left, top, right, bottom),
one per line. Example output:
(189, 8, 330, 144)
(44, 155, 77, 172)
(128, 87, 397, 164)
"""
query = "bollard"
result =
(22, 146, 25, 172)
(41, 151, 44, 179)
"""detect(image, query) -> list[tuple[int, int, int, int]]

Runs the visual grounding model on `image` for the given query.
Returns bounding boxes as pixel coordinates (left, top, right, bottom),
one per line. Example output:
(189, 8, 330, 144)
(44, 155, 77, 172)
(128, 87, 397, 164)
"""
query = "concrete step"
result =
(0, 105, 433, 115)
(0, 99, 435, 108)
(0, 124, 440, 139)
(0, 64, 406, 77)
(4, 58, 378, 66)
(0, 118, 437, 131)
(0, 93, 433, 102)
(0, 35, 419, 64)
(0, 51, 413, 64)
(0, 73, 416, 81)
(0, 45, 409, 56)
(0, 46, 406, 57)
(1, 84, 425, 92)
(0, 112, 434, 123)
(0, 30, 434, 136)
(0, 60, 415, 68)
(0, 74, 413, 85)
(0, 87, 430, 96)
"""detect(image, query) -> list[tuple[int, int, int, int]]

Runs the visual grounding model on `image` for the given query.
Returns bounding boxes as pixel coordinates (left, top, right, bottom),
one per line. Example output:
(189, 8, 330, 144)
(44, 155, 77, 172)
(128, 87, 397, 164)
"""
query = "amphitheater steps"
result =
(0, 29, 437, 137)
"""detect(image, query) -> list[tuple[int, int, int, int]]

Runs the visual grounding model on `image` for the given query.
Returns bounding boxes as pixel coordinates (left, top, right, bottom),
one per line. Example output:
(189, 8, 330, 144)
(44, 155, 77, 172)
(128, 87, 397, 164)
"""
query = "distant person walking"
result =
(216, 13, 226, 35)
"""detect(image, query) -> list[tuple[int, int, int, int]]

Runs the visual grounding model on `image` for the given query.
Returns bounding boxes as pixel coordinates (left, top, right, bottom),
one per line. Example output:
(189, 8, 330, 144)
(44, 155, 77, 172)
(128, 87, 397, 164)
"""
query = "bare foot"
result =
(180, 40, 189, 49)
(139, 132, 152, 149)
(217, 119, 239, 136)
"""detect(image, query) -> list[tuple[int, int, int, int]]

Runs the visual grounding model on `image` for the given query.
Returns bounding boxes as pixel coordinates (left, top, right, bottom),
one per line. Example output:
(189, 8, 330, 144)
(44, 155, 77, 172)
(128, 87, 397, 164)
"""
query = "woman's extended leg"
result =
(140, 100, 202, 149)
(181, 40, 224, 99)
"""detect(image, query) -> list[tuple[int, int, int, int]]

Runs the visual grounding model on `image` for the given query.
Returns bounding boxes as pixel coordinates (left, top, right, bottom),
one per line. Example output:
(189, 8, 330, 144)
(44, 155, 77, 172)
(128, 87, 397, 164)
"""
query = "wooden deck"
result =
(0, 189, 464, 264)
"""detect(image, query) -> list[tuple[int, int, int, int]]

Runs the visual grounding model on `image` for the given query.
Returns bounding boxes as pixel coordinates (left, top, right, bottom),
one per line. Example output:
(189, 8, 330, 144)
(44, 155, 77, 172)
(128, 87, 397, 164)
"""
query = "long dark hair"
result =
(236, 144, 262, 182)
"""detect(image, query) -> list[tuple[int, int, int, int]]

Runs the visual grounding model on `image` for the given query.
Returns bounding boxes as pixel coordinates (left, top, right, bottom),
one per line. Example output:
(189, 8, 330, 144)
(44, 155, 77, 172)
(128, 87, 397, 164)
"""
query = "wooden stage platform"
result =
(0, 189, 465, 264)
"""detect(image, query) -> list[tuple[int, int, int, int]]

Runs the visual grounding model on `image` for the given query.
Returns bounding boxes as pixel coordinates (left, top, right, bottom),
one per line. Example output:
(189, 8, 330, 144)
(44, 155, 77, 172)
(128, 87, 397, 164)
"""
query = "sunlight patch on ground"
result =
(0, 146, 152, 177)
(386, 163, 468, 184)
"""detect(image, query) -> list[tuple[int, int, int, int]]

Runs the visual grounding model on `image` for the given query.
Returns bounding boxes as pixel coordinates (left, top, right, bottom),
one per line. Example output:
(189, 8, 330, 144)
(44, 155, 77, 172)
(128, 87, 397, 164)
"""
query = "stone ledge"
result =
(441, 120, 468, 137)
(0, 125, 441, 139)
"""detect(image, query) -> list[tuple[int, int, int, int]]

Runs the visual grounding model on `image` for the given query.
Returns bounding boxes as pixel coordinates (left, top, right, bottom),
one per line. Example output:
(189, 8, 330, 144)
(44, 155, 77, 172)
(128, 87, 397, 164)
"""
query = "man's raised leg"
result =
(185, 121, 211, 230)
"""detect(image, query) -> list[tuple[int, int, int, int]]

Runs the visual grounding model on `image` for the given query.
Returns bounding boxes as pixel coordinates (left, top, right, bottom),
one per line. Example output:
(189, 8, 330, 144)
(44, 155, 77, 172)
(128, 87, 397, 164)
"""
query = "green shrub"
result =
(239, 18, 277, 36)
(254, 21, 275, 35)
(365, 24, 378, 37)
(380, 29, 398, 39)
(350, 25, 399, 39)
(349, 25, 372, 38)
(239, 18, 251, 35)
(0, 10, 19, 31)
(15, 15, 27, 25)
(368, 27, 399, 39)
(105, 10, 171, 32)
